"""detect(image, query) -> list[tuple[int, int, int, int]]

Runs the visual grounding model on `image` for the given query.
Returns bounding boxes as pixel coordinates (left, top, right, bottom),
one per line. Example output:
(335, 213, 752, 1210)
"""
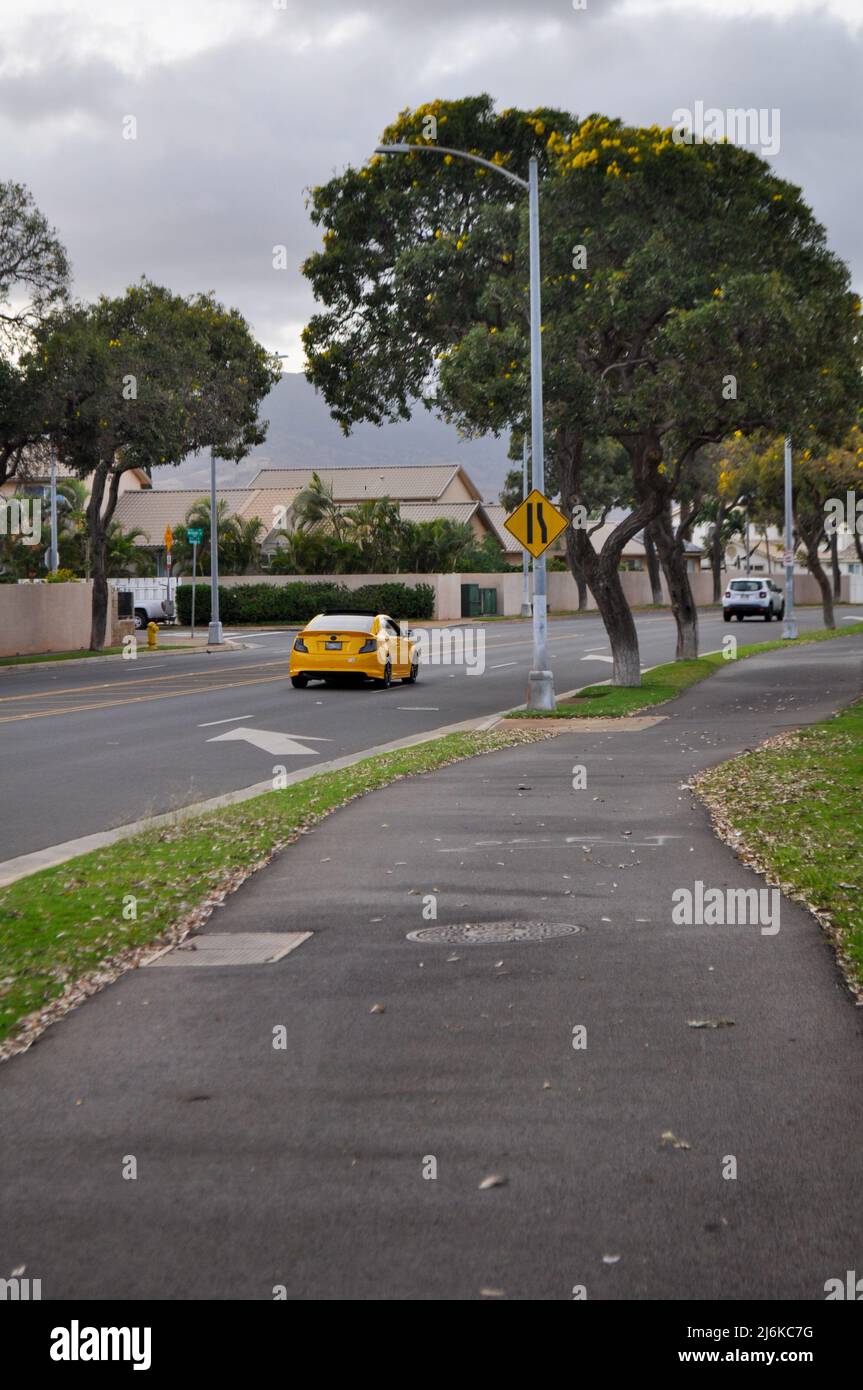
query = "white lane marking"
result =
(490, 661, 517, 669)
(397, 706, 440, 711)
(198, 714, 253, 728)
(581, 654, 614, 663)
(207, 727, 332, 756)
(840, 615, 863, 621)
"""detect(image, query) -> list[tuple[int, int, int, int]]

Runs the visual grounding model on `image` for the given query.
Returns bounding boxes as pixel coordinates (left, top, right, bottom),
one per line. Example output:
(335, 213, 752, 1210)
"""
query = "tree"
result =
(30, 280, 280, 647)
(1, 181, 69, 354)
(291, 472, 348, 542)
(342, 496, 404, 571)
(302, 96, 862, 684)
(729, 426, 863, 628)
(172, 498, 264, 576)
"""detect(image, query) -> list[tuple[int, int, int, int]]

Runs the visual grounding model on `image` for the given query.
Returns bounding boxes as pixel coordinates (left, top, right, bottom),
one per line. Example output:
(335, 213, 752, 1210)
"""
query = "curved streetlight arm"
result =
(375, 143, 528, 190)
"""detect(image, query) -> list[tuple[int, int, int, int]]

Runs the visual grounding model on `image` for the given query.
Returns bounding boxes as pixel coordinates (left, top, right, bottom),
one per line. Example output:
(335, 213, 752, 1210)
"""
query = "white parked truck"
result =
(110, 578, 179, 630)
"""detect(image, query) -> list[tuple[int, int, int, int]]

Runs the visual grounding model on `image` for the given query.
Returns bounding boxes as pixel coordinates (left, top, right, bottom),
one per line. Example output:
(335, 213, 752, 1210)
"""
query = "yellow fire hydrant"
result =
(146, 621, 158, 650)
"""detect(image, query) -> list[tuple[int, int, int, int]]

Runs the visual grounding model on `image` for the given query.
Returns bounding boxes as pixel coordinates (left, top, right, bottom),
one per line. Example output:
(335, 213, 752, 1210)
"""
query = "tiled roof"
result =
(112, 489, 251, 544)
(248, 465, 467, 501)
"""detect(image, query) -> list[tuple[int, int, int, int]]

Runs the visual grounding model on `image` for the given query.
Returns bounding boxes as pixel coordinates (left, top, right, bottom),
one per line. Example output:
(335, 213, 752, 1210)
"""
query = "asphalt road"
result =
(0, 607, 856, 862)
(2, 637, 861, 1299)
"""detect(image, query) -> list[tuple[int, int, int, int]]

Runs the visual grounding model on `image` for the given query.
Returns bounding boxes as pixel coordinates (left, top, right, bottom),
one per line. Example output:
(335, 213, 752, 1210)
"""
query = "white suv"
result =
(723, 578, 785, 622)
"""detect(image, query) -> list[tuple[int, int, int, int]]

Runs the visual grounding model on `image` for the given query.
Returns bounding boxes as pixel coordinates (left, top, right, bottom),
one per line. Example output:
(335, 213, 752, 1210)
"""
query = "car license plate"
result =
(325, 641, 341, 650)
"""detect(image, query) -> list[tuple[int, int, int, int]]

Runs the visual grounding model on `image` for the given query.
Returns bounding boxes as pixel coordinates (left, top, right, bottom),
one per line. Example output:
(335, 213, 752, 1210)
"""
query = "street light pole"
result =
(782, 434, 797, 639)
(525, 156, 553, 708)
(207, 447, 223, 645)
(49, 451, 59, 573)
(374, 141, 555, 709)
(521, 434, 531, 617)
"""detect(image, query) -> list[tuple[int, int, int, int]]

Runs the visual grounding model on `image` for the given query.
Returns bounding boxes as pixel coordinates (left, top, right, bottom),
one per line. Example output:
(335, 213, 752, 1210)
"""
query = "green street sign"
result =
(187, 528, 204, 544)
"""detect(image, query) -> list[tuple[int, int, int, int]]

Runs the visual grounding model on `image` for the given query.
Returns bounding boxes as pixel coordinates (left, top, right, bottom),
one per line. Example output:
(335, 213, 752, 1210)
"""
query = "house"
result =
(1, 456, 151, 507)
(109, 463, 504, 569)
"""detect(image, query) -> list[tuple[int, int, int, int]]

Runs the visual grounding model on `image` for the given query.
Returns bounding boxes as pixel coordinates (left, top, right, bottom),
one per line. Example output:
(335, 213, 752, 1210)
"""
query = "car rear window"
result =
(305, 614, 375, 632)
(729, 581, 761, 591)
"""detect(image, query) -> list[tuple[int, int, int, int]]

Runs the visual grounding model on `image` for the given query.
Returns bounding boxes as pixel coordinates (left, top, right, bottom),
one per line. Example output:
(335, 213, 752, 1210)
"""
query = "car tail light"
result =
(294, 636, 308, 652)
(358, 638, 377, 653)
(758, 591, 767, 598)
(724, 591, 731, 598)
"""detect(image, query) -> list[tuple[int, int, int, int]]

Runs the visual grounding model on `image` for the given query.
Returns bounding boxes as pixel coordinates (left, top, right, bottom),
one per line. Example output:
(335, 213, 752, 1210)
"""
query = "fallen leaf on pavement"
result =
(370, 1003, 386, 1014)
(660, 1130, 690, 1150)
(479, 1174, 508, 1190)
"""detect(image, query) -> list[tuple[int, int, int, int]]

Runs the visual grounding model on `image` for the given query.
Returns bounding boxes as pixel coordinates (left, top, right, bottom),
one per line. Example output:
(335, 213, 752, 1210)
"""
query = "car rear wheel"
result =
(764, 609, 772, 621)
(291, 675, 309, 689)
(736, 614, 743, 621)
(778, 603, 785, 619)
(402, 659, 419, 684)
(376, 661, 392, 689)
(134, 609, 147, 630)
(723, 612, 731, 622)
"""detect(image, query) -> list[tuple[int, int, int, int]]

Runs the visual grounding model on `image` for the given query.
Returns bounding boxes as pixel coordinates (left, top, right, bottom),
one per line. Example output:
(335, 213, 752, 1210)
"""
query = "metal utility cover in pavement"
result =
(406, 921, 581, 945)
(144, 932, 312, 967)
(503, 490, 568, 558)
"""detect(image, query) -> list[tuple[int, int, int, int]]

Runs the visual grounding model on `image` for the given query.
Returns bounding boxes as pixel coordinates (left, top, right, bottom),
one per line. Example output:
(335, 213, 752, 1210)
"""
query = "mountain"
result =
(150, 372, 514, 503)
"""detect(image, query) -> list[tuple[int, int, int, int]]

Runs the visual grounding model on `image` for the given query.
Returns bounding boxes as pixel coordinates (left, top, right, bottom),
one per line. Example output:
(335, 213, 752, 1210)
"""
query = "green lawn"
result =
(696, 696, 863, 993)
(507, 623, 863, 719)
(0, 725, 546, 1052)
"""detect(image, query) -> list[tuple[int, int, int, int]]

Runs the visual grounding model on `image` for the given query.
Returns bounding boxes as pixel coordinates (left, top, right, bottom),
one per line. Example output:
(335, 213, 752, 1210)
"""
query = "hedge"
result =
(175, 580, 436, 626)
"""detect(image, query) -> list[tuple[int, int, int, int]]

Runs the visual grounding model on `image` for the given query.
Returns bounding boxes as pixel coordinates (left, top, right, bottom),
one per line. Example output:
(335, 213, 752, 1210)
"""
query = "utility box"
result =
(116, 590, 133, 620)
(460, 583, 481, 618)
(480, 587, 498, 616)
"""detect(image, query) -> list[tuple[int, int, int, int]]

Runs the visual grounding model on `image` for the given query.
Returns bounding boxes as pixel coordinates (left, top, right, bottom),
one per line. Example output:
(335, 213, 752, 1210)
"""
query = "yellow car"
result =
(289, 611, 419, 689)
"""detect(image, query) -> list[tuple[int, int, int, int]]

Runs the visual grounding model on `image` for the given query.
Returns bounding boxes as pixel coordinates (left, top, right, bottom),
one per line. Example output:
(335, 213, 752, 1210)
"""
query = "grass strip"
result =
(506, 623, 863, 719)
(695, 696, 863, 995)
(0, 725, 547, 1051)
(0, 644, 202, 667)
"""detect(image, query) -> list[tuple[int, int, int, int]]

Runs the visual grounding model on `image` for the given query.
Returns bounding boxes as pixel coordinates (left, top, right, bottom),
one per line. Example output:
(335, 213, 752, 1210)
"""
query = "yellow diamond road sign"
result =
(503, 489, 568, 558)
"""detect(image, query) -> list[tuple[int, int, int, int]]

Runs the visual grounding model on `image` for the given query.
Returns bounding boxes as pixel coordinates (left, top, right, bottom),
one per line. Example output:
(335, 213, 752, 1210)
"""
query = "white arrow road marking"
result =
(581, 654, 614, 663)
(840, 614, 863, 621)
(207, 727, 332, 756)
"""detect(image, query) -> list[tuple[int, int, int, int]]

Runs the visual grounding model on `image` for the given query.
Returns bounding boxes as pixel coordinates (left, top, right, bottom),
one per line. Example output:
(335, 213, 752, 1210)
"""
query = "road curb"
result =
(0, 709, 504, 888)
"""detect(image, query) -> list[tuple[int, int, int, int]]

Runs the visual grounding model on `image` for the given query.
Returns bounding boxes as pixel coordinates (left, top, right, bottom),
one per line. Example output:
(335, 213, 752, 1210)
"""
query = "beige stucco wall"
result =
(0, 583, 126, 655)
(0, 581, 93, 655)
(203, 569, 851, 623)
(438, 474, 475, 504)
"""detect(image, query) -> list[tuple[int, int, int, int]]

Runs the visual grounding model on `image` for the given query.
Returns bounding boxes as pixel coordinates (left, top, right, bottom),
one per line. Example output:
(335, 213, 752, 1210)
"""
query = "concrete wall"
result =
(166, 568, 854, 624)
(0, 582, 124, 656)
(1, 581, 93, 656)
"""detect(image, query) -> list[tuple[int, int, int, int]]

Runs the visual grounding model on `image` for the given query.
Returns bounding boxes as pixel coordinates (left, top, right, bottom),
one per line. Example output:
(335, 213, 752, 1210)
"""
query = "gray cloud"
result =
(1, 0, 860, 370)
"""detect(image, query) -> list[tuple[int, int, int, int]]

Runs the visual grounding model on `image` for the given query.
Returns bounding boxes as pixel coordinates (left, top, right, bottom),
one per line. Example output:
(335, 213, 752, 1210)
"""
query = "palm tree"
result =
(292, 472, 346, 541)
(228, 514, 264, 574)
(106, 522, 154, 576)
(342, 496, 403, 571)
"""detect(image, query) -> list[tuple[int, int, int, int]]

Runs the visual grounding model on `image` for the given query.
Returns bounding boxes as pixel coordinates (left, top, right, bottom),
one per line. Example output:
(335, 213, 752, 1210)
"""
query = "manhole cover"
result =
(143, 932, 312, 967)
(406, 921, 580, 945)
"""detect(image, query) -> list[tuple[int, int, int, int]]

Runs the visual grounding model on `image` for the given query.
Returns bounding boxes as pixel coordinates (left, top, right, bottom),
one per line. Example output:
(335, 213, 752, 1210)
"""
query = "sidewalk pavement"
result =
(2, 638, 862, 1300)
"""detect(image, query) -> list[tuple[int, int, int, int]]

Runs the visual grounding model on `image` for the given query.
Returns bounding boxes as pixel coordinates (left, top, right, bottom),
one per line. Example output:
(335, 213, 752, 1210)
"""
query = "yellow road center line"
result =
(0, 672, 293, 724)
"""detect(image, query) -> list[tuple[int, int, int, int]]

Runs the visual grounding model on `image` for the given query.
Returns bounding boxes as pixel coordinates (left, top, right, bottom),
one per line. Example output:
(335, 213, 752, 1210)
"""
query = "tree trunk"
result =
(710, 522, 723, 602)
(855, 533, 863, 568)
(558, 431, 667, 686)
(644, 521, 663, 604)
(799, 517, 834, 629)
(830, 529, 841, 600)
(652, 501, 699, 659)
(762, 525, 771, 576)
(90, 531, 109, 649)
(85, 462, 122, 649)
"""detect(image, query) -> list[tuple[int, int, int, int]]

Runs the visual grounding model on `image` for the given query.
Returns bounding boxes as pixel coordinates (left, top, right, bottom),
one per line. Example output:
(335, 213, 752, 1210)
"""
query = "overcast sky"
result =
(2, 0, 860, 371)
